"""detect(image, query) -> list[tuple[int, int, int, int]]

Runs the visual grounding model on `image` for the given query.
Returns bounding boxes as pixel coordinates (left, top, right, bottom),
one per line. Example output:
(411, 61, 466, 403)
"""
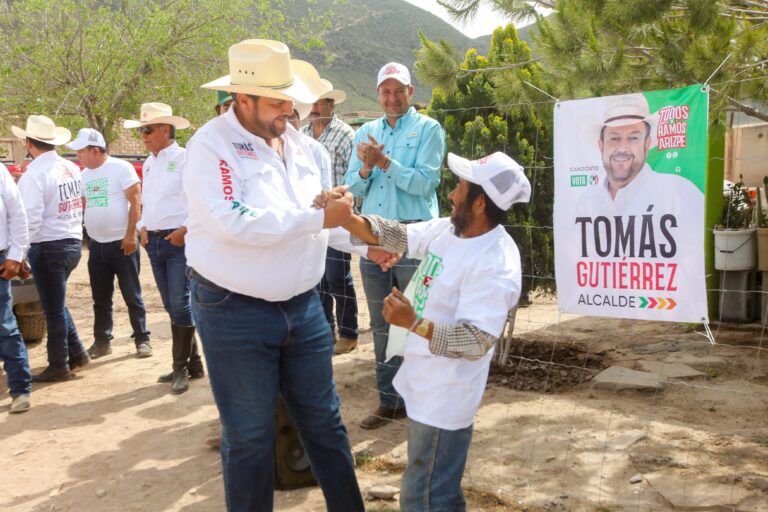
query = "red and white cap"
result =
(377, 62, 411, 87)
(447, 152, 530, 210)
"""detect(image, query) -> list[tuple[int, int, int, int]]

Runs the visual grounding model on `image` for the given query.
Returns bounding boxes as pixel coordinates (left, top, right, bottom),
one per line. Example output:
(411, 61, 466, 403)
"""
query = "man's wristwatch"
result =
(414, 319, 430, 338)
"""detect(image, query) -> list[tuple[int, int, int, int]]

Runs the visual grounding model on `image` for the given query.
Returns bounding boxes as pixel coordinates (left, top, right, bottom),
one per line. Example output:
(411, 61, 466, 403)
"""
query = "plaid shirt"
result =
(301, 115, 355, 187)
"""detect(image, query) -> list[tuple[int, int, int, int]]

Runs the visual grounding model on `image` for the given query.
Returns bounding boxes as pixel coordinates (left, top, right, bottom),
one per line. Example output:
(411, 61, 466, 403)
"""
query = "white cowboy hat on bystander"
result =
(124, 103, 190, 129)
(11, 115, 71, 145)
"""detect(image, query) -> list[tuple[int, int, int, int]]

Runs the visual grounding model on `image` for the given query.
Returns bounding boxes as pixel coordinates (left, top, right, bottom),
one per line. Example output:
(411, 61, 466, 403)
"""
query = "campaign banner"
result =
(553, 85, 709, 323)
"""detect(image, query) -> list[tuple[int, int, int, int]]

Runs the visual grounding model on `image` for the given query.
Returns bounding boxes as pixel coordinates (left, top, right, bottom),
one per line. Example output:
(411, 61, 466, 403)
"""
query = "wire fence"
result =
(315, 99, 768, 511)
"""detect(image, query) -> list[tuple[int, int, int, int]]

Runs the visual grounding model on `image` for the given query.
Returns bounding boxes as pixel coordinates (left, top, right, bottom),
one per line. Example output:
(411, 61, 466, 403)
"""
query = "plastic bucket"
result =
(714, 228, 756, 271)
(758, 228, 768, 272)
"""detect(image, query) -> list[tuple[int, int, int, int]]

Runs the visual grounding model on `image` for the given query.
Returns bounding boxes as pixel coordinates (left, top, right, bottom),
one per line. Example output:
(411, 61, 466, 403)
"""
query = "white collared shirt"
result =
(17, 151, 83, 243)
(183, 107, 362, 301)
(0, 163, 29, 261)
(137, 141, 187, 231)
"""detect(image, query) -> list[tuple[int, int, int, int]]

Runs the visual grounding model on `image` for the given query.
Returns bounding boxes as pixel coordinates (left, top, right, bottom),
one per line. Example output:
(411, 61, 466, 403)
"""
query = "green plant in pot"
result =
(720, 178, 754, 229)
(714, 177, 756, 271)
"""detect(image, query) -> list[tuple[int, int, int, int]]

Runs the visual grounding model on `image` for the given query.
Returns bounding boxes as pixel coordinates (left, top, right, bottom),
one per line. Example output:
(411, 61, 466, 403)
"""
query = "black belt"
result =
(401, 219, 426, 225)
(187, 267, 227, 293)
(147, 229, 178, 238)
(0, 249, 6, 259)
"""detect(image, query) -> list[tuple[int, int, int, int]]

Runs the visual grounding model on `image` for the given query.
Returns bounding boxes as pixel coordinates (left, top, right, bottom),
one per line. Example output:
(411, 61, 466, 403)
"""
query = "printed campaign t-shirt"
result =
(82, 156, 140, 243)
(393, 217, 522, 430)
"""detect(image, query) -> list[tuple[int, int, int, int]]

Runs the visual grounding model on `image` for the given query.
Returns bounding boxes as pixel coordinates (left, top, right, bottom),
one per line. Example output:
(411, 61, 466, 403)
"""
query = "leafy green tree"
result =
(416, 25, 555, 295)
(439, 0, 768, 121)
(0, 0, 328, 143)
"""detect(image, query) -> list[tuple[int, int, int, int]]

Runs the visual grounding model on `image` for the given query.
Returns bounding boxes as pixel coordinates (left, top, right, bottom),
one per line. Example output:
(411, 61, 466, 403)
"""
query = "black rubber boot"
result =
(188, 338, 205, 379)
(170, 325, 196, 394)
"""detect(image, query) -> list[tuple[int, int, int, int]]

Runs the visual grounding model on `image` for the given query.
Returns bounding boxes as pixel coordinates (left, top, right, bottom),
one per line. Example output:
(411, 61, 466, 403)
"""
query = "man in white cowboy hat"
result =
(13, 115, 90, 382)
(333, 151, 529, 511)
(183, 39, 365, 511)
(586, 93, 702, 214)
(343, 61, 446, 430)
(66, 129, 151, 359)
(300, 80, 362, 356)
(0, 160, 32, 412)
(124, 102, 202, 394)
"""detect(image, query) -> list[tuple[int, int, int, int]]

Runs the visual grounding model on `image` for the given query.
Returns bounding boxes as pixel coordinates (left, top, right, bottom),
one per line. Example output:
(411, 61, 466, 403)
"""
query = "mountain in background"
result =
(289, 0, 505, 112)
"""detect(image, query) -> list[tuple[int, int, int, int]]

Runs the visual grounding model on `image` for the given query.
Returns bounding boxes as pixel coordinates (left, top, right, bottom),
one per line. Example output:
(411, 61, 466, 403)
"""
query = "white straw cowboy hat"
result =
(317, 79, 346, 104)
(123, 102, 190, 129)
(596, 93, 658, 148)
(202, 39, 325, 104)
(11, 115, 71, 145)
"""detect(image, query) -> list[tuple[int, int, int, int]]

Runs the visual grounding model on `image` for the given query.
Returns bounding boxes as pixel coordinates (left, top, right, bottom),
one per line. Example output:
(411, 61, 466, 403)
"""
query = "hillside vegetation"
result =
(287, 0, 495, 111)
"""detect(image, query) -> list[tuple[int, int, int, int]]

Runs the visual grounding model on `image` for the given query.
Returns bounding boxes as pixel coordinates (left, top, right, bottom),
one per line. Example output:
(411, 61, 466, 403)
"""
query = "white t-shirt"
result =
(82, 156, 140, 243)
(17, 151, 83, 243)
(393, 218, 521, 430)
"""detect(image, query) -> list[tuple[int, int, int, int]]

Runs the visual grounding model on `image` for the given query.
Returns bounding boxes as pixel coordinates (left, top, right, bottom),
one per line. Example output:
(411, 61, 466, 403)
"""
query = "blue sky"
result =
(402, 0, 542, 38)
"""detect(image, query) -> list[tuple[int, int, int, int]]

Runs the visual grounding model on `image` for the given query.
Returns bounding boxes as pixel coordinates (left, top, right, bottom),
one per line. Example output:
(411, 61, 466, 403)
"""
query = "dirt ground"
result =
(2, 250, 768, 511)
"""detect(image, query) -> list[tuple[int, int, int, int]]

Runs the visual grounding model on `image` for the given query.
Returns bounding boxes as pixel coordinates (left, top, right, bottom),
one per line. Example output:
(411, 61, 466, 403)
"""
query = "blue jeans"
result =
(320, 247, 358, 340)
(190, 273, 364, 512)
(0, 256, 31, 397)
(400, 419, 474, 512)
(144, 233, 192, 326)
(28, 239, 86, 369)
(87, 239, 149, 346)
(359, 256, 419, 409)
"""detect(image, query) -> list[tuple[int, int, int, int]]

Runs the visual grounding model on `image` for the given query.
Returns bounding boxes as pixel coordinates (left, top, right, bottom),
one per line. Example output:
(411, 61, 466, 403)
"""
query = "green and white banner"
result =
(554, 85, 709, 322)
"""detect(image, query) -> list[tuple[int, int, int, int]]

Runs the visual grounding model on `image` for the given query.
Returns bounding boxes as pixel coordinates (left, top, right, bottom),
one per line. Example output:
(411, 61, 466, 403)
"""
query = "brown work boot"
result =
(333, 337, 358, 355)
(360, 405, 407, 430)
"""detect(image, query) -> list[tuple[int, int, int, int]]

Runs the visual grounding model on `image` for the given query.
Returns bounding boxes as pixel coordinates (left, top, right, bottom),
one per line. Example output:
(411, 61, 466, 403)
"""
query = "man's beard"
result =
(451, 204, 473, 237)
(604, 149, 645, 182)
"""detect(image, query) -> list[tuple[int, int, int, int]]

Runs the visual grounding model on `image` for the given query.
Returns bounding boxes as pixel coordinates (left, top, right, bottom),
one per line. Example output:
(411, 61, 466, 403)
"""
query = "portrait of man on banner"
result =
(554, 86, 709, 323)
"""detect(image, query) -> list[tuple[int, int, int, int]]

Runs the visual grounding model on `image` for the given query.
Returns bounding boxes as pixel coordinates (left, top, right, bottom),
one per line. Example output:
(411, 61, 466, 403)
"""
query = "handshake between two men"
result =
(315, 185, 401, 272)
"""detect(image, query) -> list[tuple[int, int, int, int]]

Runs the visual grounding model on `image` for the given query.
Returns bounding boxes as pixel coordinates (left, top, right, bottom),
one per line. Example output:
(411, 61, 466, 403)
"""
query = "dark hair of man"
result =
(168, 125, 176, 140)
(231, 93, 260, 104)
(600, 121, 651, 141)
(465, 182, 507, 227)
(86, 145, 107, 154)
(26, 137, 55, 152)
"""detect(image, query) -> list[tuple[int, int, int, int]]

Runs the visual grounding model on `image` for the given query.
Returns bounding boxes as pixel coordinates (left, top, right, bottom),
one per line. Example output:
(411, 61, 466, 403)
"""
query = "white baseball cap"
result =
(447, 152, 531, 211)
(66, 128, 106, 150)
(377, 62, 411, 87)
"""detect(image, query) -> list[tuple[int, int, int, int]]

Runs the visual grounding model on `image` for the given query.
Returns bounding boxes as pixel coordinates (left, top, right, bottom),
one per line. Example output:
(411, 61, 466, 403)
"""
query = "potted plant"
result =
(714, 177, 756, 271)
(755, 177, 768, 271)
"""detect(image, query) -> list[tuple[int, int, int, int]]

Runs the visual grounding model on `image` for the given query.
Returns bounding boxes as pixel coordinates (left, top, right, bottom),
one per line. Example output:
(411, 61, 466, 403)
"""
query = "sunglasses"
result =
(137, 126, 155, 135)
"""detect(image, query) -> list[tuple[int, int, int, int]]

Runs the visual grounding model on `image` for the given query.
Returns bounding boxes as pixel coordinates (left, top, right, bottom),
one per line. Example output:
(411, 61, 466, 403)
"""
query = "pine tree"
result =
(416, 25, 555, 295)
(439, 0, 768, 121)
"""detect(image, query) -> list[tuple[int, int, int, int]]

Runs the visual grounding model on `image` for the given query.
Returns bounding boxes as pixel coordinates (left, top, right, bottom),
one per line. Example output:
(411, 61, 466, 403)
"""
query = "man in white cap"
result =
(124, 103, 202, 393)
(13, 115, 89, 382)
(0, 160, 32, 412)
(300, 80, 361, 355)
(183, 39, 365, 511)
(343, 61, 446, 429)
(335, 151, 529, 511)
(66, 129, 151, 359)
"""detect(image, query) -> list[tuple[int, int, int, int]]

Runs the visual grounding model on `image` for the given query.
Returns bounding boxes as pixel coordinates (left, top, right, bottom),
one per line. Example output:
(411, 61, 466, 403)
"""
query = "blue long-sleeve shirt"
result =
(344, 107, 445, 221)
